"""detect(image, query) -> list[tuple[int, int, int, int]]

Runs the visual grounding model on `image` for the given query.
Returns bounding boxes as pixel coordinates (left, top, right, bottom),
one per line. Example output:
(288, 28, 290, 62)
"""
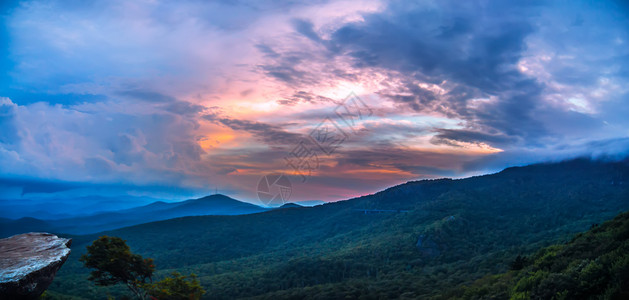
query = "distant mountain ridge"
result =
(0, 194, 266, 236)
(0, 217, 51, 238)
(277, 202, 303, 209)
(293, 200, 326, 207)
(0, 195, 161, 220)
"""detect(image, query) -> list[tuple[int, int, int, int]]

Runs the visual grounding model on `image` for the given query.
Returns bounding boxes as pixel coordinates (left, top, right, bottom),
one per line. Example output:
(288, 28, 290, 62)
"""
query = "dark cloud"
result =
(338, 145, 461, 168)
(292, 19, 321, 42)
(2, 0, 628, 202)
(255, 42, 357, 88)
(0, 177, 79, 195)
(376, 79, 442, 113)
(160, 101, 206, 116)
(107, 132, 146, 166)
(0, 175, 212, 199)
(85, 157, 114, 175)
(259, 1, 581, 149)
(117, 88, 205, 125)
(277, 91, 335, 106)
(260, 62, 307, 85)
(117, 89, 178, 103)
(323, 0, 547, 147)
(204, 114, 302, 146)
(431, 129, 518, 148)
(255, 44, 280, 58)
(0, 98, 19, 144)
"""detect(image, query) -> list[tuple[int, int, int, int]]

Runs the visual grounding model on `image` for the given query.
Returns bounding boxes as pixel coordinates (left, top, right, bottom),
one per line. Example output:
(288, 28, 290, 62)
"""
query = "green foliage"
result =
(143, 272, 205, 300)
(510, 255, 527, 271)
(449, 210, 629, 299)
(80, 236, 155, 299)
(46, 159, 629, 299)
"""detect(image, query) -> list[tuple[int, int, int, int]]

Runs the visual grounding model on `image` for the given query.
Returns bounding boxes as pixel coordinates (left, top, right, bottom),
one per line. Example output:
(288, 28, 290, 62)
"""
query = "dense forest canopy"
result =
(42, 159, 629, 299)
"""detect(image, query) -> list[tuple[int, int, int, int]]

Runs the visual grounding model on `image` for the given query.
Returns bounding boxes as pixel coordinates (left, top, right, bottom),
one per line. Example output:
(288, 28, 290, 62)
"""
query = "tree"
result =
(510, 255, 527, 271)
(144, 272, 205, 300)
(80, 236, 155, 299)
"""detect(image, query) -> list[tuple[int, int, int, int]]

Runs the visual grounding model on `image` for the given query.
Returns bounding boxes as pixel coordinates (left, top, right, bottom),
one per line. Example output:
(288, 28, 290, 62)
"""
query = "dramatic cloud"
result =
(0, 0, 627, 202)
(203, 113, 303, 146)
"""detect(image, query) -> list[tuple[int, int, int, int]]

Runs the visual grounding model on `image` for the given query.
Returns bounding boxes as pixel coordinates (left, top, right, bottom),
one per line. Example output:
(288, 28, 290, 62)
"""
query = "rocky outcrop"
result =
(0, 233, 72, 299)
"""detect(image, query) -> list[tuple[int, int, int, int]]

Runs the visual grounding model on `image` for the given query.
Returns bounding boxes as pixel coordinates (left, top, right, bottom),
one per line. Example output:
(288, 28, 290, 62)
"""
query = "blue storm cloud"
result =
(0, 0, 627, 201)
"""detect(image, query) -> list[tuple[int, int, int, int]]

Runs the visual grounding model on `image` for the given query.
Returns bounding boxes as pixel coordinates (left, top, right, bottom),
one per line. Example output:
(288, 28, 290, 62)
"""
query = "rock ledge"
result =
(0, 232, 72, 299)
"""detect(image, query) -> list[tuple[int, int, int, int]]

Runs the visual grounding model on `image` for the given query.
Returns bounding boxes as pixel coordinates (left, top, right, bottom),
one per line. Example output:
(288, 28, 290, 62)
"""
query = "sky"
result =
(0, 0, 628, 204)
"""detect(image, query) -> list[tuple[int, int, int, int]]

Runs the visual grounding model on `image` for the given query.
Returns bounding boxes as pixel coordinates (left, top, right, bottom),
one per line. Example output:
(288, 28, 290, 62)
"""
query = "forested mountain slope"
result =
(442, 210, 629, 299)
(47, 158, 629, 299)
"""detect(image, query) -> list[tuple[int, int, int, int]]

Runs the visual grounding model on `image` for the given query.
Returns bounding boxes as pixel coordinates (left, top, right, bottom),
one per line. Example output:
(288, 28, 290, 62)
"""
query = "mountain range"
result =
(38, 158, 629, 299)
(0, 194, 268, 236)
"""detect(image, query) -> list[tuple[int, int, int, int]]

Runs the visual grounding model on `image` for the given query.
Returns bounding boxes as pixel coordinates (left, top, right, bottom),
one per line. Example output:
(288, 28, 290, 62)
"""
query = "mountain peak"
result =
(198, 194, 232, 200)
(191, 194, 242, 204)
(277, 203, 303, 209)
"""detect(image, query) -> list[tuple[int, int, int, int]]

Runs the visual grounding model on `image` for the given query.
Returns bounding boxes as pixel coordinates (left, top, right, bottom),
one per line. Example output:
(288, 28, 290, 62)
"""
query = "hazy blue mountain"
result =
(163, 194, 266, 216)
(293, 200, 326, 207)
(0, 217, 52, 238)
(0, 194, 267, 236)
(276, 202, 303, 209)
(0, 195, 162, 220)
